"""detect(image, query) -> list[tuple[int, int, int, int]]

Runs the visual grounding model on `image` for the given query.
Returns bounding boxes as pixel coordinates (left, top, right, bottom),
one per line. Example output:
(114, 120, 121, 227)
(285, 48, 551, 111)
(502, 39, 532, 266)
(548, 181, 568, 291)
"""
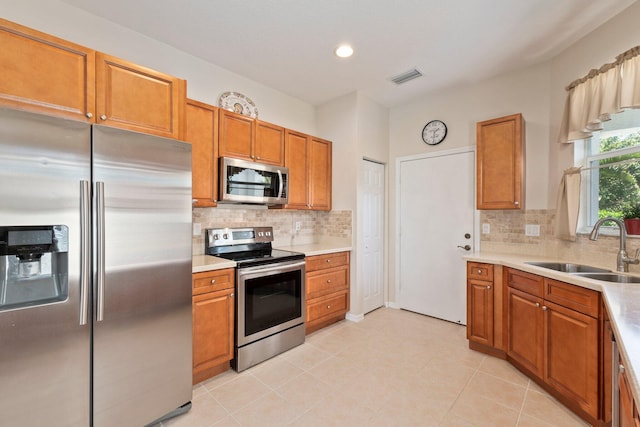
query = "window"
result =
(576, 109, 640, 232)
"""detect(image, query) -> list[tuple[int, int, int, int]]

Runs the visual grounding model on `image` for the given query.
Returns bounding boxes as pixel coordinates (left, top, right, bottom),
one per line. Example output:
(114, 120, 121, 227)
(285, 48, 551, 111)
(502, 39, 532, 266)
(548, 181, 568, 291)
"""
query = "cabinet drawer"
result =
(467, 262, 494, 281)
(192, 268, 235, 295)
(544, 278, 600, 318)
(306, 252, 349, 272)
(307, 291, 348, 323)
(307, 265, 349, 299)
(507, 268, 544, 297)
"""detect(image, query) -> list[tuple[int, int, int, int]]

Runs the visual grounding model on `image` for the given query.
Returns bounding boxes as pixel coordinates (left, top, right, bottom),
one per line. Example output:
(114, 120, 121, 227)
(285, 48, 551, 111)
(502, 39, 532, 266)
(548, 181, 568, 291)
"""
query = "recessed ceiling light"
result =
(335, 44, 354, 58)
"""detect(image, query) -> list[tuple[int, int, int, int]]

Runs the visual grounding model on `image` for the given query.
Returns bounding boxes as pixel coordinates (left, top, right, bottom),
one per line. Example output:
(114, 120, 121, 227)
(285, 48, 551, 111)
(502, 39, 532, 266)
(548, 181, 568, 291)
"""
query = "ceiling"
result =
(61, 0, 636, 107)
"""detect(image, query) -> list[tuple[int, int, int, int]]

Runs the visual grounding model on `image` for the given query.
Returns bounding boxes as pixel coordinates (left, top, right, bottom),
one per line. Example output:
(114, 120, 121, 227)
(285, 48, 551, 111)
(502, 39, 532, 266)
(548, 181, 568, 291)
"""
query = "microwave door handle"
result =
(277, 169, 283, 198)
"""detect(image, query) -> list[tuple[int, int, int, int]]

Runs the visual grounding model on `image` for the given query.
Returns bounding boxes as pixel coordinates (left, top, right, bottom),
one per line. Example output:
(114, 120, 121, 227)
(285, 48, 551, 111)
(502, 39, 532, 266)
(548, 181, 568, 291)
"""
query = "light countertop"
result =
(465, 251, 640, 407)
(192, 239, 351, 273)
(192, 255, 236, 273)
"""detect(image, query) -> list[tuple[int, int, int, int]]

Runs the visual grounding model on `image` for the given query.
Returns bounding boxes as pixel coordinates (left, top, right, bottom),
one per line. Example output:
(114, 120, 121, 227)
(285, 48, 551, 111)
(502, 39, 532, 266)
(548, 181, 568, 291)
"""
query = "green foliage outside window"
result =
(597, 133, 640, 219)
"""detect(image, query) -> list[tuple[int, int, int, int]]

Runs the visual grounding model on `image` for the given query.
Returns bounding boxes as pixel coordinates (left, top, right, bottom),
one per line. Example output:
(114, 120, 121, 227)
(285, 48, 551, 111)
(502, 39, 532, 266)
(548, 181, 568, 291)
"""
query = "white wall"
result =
(317, 92, 389, 316)
(0, 0, 317, 135)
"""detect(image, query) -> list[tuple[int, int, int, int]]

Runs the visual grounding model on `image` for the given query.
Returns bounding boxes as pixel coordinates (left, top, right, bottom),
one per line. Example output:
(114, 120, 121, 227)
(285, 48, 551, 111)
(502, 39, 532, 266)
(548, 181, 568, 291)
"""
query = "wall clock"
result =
(422, 120, 447, 145)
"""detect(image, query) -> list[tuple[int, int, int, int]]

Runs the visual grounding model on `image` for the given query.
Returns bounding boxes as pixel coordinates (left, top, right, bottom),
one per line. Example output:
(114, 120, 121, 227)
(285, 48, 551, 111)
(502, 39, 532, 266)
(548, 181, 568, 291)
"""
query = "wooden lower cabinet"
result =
(544, 300, 599, 418)
(619, 355, 640, 427)
(507, 287, 544, 377)
(466, 262, 506, 355)
(192, 268, 234, 384)
(305, 251, 350, 334)
(469, 264, 609, 426)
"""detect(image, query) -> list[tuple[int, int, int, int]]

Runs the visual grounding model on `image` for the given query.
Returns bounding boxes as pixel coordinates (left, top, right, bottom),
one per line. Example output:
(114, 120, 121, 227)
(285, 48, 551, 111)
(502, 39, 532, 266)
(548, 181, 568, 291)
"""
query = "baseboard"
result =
(346, 312, 364, 322)
(386, 301, 401, 309)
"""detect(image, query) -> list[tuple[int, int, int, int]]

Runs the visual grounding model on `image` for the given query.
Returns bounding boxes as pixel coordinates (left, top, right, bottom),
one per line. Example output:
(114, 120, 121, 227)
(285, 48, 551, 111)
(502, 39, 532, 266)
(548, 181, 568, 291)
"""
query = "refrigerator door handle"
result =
(96, 181, 106, 322)
(79, 180, 91, 326)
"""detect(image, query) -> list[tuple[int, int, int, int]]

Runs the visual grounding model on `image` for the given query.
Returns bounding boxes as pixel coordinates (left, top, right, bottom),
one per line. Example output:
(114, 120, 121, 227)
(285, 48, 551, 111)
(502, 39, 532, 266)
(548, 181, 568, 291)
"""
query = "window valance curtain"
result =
(558, 46, 640, 143)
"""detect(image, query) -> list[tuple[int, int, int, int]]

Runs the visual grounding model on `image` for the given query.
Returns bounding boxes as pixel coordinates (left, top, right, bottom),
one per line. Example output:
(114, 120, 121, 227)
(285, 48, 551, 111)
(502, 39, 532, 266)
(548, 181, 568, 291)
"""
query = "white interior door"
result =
(398, 149, 475, 324)
(361, 159, 385, 314)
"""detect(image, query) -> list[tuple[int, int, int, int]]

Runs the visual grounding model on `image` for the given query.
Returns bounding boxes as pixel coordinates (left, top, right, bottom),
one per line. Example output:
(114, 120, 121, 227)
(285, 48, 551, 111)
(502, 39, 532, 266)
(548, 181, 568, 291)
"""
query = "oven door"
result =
(236, 259, 305, 347)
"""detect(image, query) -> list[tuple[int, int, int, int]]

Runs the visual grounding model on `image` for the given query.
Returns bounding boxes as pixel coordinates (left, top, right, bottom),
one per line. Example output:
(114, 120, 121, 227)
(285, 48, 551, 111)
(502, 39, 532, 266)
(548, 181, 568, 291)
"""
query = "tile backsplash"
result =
(480, 209, 640, 272)
(192, 207, 352, 255)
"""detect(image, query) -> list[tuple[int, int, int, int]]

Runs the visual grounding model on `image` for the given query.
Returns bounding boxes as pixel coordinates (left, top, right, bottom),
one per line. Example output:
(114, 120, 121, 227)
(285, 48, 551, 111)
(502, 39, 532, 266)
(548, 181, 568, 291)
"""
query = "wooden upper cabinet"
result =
(0, 18, 95, 121)
(308, 137, 332, 210)
(218, 110, 285, 166)
(476, 113, 525, 210)
(255, 121, 285, 165)
(186, 99, 218, 207)
(284, 130, 310, 209)
(95, 52, 186, 139)
(218, 109, 253, 160)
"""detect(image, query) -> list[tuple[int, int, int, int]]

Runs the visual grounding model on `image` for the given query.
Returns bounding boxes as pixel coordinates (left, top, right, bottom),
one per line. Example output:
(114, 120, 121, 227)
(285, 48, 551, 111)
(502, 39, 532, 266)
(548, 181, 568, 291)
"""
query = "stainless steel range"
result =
(205, 226, 306, 372)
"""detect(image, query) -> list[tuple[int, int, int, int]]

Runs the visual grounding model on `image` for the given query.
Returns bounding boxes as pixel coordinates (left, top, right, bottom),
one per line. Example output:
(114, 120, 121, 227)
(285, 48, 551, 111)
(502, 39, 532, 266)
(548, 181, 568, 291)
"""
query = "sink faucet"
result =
(589, 217, 640, 272)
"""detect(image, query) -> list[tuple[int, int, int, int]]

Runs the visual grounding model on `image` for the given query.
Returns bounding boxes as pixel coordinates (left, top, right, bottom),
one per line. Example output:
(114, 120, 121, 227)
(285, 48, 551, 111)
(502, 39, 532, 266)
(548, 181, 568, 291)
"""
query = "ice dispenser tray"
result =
(0, 225, 69, 311)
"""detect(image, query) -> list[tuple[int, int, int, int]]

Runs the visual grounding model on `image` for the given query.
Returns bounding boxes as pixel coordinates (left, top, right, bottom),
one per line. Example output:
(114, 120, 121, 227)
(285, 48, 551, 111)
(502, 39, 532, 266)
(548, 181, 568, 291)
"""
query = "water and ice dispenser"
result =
(0, 226, 69, 311)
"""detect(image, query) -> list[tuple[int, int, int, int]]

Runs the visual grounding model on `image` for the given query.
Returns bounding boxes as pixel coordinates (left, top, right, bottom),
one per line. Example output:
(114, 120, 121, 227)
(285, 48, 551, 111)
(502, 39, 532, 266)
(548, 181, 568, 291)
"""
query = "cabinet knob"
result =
(210, 279, 216, 284)
(326, 259, 331, 263)
(86, 112, 93, 118)
(100, 114, 107, 121)
(542, 306, 548, 311)
(327, 305, 331, 309)
(535, 303, 540, 308)
(256, 156, 261, 160)
(514, 201, 520, 206)
(327, 279, 332, 283)
(486, 285, 491, 290)
(620, 364, 625, 374)
(477, 269, 482, 274)
(230, 293, 234, 298)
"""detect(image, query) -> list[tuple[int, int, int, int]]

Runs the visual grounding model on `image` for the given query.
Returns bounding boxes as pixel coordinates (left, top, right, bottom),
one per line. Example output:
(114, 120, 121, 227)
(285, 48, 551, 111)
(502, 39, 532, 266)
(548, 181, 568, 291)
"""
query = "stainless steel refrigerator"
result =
(0, 107, 193, 426)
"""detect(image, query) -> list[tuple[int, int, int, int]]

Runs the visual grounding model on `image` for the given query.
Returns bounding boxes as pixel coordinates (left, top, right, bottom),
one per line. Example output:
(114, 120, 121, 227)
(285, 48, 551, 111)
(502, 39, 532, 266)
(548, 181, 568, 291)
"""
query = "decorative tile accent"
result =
(192, 208, 352, 255)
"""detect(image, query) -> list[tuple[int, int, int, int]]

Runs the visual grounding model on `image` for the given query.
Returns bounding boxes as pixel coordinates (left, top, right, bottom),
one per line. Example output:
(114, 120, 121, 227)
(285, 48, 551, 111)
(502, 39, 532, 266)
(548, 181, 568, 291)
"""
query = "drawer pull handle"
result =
(211, 279, 216, 284)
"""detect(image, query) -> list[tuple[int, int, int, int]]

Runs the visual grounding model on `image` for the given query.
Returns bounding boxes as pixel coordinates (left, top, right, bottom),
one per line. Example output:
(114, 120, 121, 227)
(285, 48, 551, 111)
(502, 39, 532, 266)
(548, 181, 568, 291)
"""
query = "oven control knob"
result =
(258, 232, 264, 237)
(222, 233, 229, 239)
(266, 231, 271, 236)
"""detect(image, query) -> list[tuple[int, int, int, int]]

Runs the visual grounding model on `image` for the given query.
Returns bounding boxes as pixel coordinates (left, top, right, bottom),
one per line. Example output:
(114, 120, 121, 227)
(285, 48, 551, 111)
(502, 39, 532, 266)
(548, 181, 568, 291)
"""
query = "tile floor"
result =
(162, 308, 589, 427)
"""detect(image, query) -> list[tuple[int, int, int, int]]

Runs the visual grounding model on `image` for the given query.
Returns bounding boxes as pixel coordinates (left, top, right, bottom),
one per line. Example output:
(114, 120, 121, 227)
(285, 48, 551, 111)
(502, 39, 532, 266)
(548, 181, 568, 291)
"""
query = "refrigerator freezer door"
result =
(0, 108, 91, 426)
(92, 125, 192, 426)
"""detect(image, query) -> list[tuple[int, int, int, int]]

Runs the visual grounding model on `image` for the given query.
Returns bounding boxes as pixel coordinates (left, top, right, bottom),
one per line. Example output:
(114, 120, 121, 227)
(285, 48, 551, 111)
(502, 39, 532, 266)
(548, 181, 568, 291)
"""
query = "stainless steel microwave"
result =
(219, 157, 289, 205)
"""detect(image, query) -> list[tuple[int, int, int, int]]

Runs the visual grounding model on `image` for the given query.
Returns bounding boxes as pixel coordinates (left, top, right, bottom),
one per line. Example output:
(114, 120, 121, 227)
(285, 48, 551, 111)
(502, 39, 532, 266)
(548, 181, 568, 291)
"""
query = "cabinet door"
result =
(476, 113, 524, 210)
(218, 109, 254, 161)
(186, 99, 218, 207)
(95, 52, 185, 139)
(507, 287, 544, 377)
(544, 300, 599, 419)
(255, 120, 285, 165)
(308, 137, 332, 210)
(620, 359, 636, 427)
(284, 130, 310, 209)
(467, 279, 494, 347)
(192, 289, 234, 381)
(0, 18, 95, 121)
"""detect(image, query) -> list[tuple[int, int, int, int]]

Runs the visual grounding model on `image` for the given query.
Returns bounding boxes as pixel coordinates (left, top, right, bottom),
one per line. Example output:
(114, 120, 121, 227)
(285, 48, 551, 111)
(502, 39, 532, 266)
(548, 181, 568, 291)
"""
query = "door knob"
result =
(457, 245, 471, 251)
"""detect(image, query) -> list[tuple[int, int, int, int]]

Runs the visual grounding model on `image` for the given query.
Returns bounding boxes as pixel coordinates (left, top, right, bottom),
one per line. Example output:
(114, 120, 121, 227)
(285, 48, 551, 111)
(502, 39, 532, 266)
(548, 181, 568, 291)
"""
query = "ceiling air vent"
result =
(390, 68, 423, 85)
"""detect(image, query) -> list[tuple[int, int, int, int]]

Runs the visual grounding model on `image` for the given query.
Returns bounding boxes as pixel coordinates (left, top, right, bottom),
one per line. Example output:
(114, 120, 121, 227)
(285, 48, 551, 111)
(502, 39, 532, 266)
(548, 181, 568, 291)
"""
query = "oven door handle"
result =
(238, 260, 306, 277)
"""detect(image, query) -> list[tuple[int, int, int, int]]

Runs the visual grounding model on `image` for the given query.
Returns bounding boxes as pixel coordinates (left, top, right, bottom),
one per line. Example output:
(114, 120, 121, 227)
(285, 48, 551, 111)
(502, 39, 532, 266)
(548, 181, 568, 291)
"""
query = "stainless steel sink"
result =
(571, 272, 640, 283)
(524, 262, 610, 273)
